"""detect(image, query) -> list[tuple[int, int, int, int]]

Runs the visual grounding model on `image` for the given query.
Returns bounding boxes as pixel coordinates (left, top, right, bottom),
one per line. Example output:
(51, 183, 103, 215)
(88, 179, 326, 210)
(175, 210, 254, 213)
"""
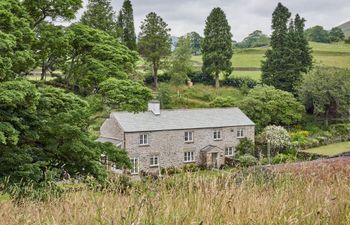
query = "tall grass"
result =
(1, 171, 350, 225)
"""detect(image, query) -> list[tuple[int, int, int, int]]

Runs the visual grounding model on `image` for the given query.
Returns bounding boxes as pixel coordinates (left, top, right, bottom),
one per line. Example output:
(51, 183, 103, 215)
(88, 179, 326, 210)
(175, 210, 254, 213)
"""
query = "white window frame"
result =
(139, 134, 149, 146)
(150, 155, 159, 167)
(184, 131, 194, 143)
(237, 128, 244, 138)
(213, 129, 222, 141)
(131, 158, 139, 175)
(225, 147, 234, 156)
(184, 151, 195, 163)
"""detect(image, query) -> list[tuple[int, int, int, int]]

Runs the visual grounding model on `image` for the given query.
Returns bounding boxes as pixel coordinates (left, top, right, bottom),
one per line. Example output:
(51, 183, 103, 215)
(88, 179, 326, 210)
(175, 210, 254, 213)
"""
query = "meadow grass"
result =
(1, 171, 350, 225)
(304, 141, 350, 156)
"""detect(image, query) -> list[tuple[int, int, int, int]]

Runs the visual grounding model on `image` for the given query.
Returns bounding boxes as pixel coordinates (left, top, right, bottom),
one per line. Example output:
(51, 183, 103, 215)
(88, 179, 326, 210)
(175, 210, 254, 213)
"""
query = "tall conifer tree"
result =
(80, 0, 120, 38)
(118, 0, 137, 50)
(202, 8, 233, 88)
(262, 3, 312, 93)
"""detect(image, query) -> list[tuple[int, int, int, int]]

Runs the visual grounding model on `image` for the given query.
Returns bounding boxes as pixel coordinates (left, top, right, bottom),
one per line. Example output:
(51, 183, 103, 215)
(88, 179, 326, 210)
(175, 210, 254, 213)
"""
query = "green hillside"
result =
(191, 41, 350, 80)
(338, 21, 350, 36)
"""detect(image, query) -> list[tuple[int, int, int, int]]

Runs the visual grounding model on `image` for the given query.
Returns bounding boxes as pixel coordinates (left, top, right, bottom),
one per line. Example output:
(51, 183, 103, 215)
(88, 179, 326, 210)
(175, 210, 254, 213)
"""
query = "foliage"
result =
(202, 7, 233, 88)
(222, 77, 257, 88)
(305, 26, 330, 43)
(34, 22, 71, 80)
(169, 36, 193, 87)
(99, 78, 153, 112)
(272, 153, 297, 164)
(299, 67, 350, 126)
(262, 4, 312, 93)
(188, 71, 215, 85)
(0, 80, 130, 184)
(138, 12, 171, 88)
(118, 0, 137, 50)
(237, 30, 270, 48)
(329, 27, 345, 42)
(237, 86, 305, 130)
(260, 125, 291, 154)
(236, 138, 255, 156)
(209, 96, 236, 108)
(157, 84, 173, 109)
(63, 24, 138, 94)
(23, 0, 82, 28)
(81, 0, 120, 39)
(345, 36, 350, 44)
(0, 0, 36, 81)
(188, 31, 203, 55)
(237, 154, 258, 167)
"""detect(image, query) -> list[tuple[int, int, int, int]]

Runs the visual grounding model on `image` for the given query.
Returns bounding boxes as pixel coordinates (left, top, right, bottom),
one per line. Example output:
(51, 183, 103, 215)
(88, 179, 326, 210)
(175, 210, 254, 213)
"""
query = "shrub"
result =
(236, 138, 255, 156)
(238, 154, 258, 167)
(209, 96, 236, 107)
(272, 154, 297, 164)
(222, 77, 257, 88)
(144, 72, 171, 84)
(260, 125, 291, 155)
(157, 84, 173, 109)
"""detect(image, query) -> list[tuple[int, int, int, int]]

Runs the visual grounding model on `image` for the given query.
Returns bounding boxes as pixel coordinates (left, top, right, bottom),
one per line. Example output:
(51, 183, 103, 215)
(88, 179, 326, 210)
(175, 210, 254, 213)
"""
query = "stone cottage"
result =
(98, 101, 255, 175)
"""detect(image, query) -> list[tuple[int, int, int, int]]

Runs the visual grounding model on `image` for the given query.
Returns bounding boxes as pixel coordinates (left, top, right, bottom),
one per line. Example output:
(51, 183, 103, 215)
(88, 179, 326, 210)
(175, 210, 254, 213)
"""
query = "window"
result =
(237, 128, 244, 138)
(184, 151, 195, 162)
(150, 155, 159, 167)
(131, 158, 139, 174)
(184, 131, 194, 143)
(225, 147, 234, 156)
(213, 130, 222, 140)
(139, 134, 148, 145)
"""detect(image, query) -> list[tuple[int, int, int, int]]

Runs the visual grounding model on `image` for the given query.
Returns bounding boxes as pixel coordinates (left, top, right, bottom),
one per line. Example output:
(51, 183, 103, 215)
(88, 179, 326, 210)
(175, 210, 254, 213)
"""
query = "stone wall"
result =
(100, 116, 124, 145)
(124, 125, 255, 173)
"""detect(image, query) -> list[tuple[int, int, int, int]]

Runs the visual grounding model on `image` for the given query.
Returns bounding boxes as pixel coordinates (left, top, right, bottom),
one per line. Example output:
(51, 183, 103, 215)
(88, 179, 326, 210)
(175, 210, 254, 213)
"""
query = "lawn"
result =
(304, 141, 350, 156)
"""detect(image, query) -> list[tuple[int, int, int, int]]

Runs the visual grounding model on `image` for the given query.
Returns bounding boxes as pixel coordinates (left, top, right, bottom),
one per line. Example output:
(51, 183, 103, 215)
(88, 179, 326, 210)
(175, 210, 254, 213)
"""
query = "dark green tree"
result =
(202, 7, 233, 88)
(80, 0, 120, 38)
(304, 25, 330, 43)
(34, 23, 71, 80)
(262, 3, 312, 93)
(0, 0, 36, 81)
(118, 0, 137, 50)
(329, 27, 345, 42)
(188, 32, 203, 55)
(138, 12, 171, 89)
(99, 78, 153, 112)
(22, 0, 82, 28)
(238, 30, 270, 48)
(64, 24, 138, 94)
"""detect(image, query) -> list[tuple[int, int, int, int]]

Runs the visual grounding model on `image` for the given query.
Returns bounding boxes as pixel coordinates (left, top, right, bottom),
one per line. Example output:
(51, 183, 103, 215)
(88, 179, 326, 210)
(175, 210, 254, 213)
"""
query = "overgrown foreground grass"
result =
(1, 171, 350, 225)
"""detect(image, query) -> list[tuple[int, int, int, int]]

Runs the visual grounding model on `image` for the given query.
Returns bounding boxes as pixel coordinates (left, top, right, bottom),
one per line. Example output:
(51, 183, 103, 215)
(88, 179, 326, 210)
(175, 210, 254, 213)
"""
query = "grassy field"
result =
(192, 41, 350, 81)
(1, 171, 350, 224)
(304, 141, 350, 156)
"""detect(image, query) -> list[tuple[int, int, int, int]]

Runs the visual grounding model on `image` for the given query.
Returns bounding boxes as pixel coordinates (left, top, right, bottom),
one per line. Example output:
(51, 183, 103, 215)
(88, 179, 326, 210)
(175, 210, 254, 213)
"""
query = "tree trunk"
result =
(215, 72, 220, 88)
(153, 62, 158, 89)
(41, 62, 47, 81)
(325, 109, 329, 127)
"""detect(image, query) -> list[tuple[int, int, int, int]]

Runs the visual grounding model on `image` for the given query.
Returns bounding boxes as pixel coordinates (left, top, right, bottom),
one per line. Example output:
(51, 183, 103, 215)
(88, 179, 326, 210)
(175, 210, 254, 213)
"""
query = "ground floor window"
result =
(150, 155, 159, 167)
(131, 158, 139, 174)
(225, 147, 234, 156)
(184, 151, 195, 162)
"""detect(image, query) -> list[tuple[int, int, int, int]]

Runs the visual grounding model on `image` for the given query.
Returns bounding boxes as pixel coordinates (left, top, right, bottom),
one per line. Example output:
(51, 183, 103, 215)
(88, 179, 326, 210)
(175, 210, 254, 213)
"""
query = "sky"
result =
(73, 0, 350, 41)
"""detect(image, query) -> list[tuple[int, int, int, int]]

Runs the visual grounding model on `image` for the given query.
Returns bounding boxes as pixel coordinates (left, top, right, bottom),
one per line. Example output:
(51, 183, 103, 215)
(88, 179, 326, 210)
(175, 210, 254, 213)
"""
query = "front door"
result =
(212, 153, 218, 168)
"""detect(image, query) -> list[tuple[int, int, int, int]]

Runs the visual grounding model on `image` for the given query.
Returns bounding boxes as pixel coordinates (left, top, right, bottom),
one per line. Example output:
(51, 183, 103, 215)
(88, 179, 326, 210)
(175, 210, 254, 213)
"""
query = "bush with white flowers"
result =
(260, 125, 291, 153)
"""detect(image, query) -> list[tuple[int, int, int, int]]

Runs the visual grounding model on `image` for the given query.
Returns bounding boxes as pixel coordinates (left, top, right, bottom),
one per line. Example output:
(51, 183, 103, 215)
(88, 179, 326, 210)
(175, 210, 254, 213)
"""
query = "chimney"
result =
(148, 100, 160, 115)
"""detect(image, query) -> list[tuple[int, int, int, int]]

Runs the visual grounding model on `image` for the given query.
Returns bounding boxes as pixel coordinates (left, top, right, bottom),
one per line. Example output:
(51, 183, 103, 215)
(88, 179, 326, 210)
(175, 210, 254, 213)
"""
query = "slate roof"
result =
(96, 137, 122, 147)
(111, 107, 254, 132)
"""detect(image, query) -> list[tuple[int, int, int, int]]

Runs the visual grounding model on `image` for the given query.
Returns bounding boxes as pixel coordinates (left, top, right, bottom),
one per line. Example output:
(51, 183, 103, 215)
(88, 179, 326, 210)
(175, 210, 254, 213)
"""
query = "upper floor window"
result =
(150, 155, 159, 167)
(213, 130, 222, 140)
(185, 131, 194, 143)
(225, 147, 234, 156)
(237, 128, 244, 138)
(184, 151, 195, 162)
(139, 134, 148, 145)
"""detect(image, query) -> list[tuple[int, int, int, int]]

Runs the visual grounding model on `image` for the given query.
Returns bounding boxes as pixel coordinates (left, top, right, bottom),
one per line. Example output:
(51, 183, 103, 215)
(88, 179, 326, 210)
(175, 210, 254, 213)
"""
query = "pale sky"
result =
(68, 0, 350, 41)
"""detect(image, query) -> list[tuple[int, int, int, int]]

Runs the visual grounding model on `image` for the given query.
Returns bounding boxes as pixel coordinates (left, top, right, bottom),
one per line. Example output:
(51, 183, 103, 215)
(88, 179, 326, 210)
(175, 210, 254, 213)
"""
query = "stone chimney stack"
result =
(148, 100, 160, 115)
